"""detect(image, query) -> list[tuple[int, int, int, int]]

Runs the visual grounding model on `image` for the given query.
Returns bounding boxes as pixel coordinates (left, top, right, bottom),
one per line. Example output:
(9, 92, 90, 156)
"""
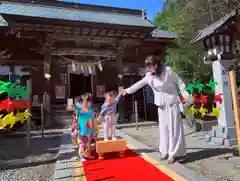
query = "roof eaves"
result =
(0, 2, 154, 28)
(4, 0, 143, 17)
(151, 28, 178, 39)
(0, 14, 8, 26)
(191, 9, 237, 44)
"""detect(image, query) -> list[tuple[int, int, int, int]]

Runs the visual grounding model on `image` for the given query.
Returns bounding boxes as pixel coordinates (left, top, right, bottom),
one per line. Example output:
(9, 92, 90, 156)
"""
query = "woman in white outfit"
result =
(122, 55, 190, 164)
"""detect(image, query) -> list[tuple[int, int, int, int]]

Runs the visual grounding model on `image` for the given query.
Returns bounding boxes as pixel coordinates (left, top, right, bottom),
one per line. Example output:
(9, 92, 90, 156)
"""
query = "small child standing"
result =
(99, 91, 122, 141)
(75, 93, 95, 161)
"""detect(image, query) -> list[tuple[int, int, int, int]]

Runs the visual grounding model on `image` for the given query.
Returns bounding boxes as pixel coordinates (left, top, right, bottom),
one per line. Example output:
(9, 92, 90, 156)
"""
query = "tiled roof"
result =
(0, 15, 7, 26)
(151, 28, 177, 39)
(0, 1, 154, 28)
(191, 9, 237, 43)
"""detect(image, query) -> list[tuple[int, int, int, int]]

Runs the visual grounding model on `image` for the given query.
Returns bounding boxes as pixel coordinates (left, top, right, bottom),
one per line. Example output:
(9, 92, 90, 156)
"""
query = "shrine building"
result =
(0, 0, 177, 123)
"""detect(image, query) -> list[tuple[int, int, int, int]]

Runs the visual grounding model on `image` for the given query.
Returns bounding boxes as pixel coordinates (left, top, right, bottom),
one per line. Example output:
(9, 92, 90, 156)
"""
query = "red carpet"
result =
(82, 149, 175, 181)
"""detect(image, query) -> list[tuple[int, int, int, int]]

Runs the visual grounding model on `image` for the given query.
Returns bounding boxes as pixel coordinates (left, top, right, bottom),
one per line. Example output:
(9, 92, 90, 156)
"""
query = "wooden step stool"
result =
(96, 137, 127, 159)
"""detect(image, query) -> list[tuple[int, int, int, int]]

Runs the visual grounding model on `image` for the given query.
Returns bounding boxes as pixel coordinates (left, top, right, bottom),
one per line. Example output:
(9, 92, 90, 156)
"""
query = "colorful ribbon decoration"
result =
(0, 81, 29, 99)
(0, 80, 31, 130)
(0, 98, 28, 112)
(0, 109, 32, 128)
(179, 79, 223, 119)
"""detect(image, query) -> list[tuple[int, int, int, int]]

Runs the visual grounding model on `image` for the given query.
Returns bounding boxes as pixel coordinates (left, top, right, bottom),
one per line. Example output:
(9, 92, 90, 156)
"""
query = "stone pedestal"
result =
(209, 60, 237, 146)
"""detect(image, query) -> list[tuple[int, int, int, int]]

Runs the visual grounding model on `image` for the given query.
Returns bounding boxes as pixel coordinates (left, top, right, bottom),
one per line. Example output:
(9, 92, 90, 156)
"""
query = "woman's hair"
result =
(145, 55, 164, 75)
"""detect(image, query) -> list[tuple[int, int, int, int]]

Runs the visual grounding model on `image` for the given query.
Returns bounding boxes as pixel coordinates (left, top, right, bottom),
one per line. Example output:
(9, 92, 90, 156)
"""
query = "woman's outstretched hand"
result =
(121, 90, 127, 96)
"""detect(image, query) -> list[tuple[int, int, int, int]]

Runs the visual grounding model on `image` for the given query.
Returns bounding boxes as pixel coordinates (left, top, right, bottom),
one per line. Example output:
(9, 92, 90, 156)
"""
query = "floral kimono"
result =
(75, 104, 95, 159)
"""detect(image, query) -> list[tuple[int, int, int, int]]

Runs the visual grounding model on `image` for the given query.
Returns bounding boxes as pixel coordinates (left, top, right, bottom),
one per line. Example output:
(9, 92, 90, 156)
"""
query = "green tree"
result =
(154, 0, 240, 83)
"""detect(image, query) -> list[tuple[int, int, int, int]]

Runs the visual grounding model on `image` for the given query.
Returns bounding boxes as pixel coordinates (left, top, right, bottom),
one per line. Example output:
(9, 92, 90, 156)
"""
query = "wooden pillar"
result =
(43, 53, 52, 126)
(26, 77, 32, 151)
(9, 64, 14, 82)
(229, 71, 240, 154)
(116, 48, 125, 122)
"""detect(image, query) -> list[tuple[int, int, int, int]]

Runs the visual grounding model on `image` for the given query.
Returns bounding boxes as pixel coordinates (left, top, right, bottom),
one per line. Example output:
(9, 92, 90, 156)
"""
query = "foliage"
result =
(154, 0, 240, 83)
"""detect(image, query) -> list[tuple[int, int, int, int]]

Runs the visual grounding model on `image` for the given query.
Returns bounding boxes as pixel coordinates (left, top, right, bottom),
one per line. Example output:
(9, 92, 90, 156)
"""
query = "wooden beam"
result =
(90, 28, 99, 36)
(143, 37, 175, 43)
(14, 22, 144, 39)
(50, 48, 116, 56)
(15, 29, 141, 45)
(47, 33, 140, 45)
(229, 71, 240, 155)
(99, 29, 109, 36)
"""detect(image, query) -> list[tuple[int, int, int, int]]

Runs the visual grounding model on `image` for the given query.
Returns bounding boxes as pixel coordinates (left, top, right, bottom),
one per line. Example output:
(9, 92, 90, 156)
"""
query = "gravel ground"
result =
(0, 130, 63, 181)
(120, 125, 240, 181)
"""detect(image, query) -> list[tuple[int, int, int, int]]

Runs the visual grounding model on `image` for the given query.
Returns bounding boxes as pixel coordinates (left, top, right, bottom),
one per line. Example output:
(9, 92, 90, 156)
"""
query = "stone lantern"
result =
(192, 10, 238, 146)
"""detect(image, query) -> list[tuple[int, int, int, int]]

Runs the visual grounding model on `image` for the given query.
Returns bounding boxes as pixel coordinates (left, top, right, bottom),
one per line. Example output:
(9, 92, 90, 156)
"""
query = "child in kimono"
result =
(71, 96, 81, 146)
(75, 93, 95, 161)
(98, 91, 122, 141)
(71, 113, 78, 146)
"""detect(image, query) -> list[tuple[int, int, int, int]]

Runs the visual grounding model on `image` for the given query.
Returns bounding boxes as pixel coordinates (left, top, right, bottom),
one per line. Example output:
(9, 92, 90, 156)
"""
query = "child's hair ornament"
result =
(81, 93, 92, 101)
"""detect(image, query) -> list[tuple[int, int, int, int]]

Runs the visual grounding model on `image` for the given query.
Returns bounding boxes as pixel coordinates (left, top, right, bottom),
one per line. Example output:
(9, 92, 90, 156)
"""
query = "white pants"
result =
(103, 114, 117, 139)
(158, 104, 186, 157)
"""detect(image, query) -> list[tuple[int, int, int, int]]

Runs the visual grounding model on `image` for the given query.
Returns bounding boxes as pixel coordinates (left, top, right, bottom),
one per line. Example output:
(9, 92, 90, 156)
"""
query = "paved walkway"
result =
(120, 125, 240, 181)
(51, 125, 210, 181)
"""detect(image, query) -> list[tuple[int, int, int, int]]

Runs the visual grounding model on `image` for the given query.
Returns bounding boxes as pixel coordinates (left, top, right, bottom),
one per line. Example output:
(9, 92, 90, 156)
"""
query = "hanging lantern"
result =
(72, 62, 76, 72)
(98, 62, 103, 71)
(88, 66, 92, 74)
(44, 73, 51, 80)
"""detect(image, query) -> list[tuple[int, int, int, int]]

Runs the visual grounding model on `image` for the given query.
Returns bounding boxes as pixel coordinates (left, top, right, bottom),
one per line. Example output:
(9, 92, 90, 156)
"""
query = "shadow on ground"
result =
(180, 147, 235, 164)
(0, 131, 65, 170)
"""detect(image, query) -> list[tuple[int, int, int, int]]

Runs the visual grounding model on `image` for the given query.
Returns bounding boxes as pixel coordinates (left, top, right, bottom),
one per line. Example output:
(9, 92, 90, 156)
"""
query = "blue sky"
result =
(61, 0, 164, 20)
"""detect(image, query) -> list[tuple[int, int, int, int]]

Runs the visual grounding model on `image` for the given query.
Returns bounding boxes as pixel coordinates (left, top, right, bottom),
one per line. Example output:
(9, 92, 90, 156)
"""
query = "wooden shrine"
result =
(0, 0, 177, 123)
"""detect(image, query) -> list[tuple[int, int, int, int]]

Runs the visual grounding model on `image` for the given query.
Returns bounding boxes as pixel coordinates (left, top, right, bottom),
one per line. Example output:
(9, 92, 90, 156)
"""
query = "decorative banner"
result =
(0, 81, 29, 99)
(96, 85, 105, 98)
(55, 85, 66, 99)
(192, 80, 204, 93)
(0, 80, 31, 130)
(198, 104, 208, 118)
(211, 107, 221, 117)
(61, 55, 107, 74)
(213, 93, 223, 104)
(98, 62, 103, 71)
(205, 79, 216, 92)
(0, 109, 32, 128)
(179, 79, 223, 119)
(0, 98, 28, 112)
(72, 62, 76, 72)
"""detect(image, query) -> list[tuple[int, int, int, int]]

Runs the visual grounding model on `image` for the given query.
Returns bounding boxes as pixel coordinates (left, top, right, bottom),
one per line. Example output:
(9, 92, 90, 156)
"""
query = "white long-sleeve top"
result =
(125, 66, 190, 109)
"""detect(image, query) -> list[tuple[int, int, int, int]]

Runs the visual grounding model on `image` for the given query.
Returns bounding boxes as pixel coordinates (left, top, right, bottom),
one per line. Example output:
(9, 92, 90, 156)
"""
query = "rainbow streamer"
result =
(0, 80, 31, 131)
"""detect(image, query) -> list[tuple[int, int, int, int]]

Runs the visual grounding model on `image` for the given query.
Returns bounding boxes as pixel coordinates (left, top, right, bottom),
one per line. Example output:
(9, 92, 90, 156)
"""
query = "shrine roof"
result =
(0, 15, 7, 26)
(191, 9, 237, 43)
(0, 1, 154, 28)
(151, 28, 177, 39)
